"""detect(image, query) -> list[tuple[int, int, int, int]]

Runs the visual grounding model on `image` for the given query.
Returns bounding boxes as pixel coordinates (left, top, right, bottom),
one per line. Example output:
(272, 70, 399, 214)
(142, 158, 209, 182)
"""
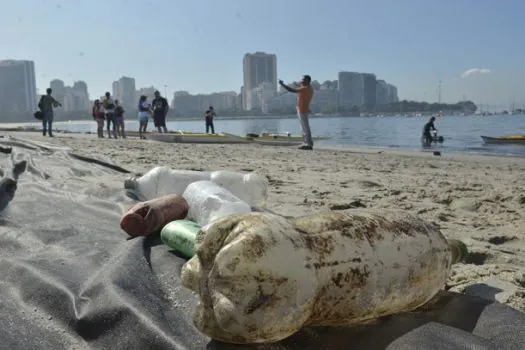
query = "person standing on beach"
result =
(92, 100, 105, 138)
(103, 92, 117, 138)
(138, 95, 151, 139)
(205, 106, 216, 134)
(152, 90, 169, 133)
(37, 88, 62, 137)
(114, 100, 126, 139)
(279, 75, 314, 150)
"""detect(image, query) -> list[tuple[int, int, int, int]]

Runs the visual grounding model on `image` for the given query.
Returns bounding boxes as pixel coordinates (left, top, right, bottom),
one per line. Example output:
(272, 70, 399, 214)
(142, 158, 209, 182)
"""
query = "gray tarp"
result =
(0, 136, 524, 350)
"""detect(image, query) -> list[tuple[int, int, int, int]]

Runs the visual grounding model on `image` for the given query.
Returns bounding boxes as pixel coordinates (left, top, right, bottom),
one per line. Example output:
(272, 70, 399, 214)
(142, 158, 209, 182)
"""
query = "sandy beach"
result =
(6, 131, 525, 312)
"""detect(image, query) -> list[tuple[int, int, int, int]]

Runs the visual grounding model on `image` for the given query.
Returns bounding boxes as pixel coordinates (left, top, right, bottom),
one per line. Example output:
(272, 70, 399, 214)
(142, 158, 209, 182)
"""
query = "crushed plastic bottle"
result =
(124, 166, 268, 207)
(182, 180, 252, 226)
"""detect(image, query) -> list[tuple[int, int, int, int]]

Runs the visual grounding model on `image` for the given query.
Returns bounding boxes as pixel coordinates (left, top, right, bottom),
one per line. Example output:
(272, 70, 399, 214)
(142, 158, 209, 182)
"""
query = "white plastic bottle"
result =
(182, 180, 252, 226)
(125, 166, 210, 201)
(210, 170, 268, 208)
(125, 166, 269, 206)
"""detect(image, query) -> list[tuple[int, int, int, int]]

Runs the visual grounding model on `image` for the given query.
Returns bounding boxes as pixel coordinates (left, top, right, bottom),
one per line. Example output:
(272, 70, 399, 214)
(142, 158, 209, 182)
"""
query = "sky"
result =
(2, 0, 524, 109)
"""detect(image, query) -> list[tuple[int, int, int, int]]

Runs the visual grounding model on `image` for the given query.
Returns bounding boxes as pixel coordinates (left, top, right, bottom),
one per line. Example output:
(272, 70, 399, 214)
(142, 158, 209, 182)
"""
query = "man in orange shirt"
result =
(279, 75, 314, 150)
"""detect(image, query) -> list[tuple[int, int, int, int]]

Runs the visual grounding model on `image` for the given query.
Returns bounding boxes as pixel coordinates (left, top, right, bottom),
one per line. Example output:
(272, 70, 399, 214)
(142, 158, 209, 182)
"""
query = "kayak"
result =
(146, 131, 250, 144)
(481, 135, 525, 145)
(142, 131, 330, 146)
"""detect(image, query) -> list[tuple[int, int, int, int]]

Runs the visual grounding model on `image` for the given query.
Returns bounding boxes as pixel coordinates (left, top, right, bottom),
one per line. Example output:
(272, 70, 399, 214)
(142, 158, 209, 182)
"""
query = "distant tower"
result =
(438, 80, 442, 104)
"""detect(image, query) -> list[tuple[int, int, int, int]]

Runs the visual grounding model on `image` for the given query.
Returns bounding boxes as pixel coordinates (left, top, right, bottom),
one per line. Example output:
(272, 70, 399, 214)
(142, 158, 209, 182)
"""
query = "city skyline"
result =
(1, 0, 523, 109)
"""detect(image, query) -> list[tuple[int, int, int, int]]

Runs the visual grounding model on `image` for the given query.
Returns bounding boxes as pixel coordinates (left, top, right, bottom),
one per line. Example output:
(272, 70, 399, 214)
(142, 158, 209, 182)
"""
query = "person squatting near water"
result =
(138, 95, 152, 139)
(279, 75, 314, 150)
(422, 116, 437, 145)
(152, 90, 169, 133)
(38, 88, 62, 137)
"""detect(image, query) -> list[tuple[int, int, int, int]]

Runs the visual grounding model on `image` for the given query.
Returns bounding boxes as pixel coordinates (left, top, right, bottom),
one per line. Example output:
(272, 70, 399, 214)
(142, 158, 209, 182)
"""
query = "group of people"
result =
(92, 92, 125, 138)
(91, 90, 170, 139)
(36, 75, 316, 149)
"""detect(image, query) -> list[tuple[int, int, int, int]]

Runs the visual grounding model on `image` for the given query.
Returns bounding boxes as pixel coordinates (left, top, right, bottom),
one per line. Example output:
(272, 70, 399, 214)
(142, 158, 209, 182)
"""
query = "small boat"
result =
(244, 133, 329, 146)
(146, 131, 250, 144)
(481, 135, 525, 145)
(142, 131, 330, 146)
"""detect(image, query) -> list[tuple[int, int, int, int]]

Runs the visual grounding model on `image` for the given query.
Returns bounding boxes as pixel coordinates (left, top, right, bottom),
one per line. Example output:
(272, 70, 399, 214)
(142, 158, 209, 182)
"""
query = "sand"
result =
(5, 131, 525, 311)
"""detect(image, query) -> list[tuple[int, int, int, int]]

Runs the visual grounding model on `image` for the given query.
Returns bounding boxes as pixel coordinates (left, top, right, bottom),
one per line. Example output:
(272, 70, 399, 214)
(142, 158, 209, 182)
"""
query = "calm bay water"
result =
(21, 114, 525, 157)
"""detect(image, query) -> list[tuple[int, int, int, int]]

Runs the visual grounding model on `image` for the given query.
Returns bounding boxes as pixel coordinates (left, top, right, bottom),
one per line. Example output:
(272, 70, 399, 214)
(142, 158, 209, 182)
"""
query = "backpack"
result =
(34, 111, 44, 120)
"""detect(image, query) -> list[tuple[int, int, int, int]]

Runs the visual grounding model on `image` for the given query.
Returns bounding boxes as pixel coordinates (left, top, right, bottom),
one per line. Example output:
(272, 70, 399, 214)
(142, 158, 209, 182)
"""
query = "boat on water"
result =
(481, 135, 525, 145)
(145, 131, 250, 144)
(141, 130, 330, 146)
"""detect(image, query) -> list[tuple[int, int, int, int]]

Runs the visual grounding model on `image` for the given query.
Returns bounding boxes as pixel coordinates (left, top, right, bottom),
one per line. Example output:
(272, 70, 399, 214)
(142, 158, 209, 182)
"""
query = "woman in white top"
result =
(137, 95, 151, 139)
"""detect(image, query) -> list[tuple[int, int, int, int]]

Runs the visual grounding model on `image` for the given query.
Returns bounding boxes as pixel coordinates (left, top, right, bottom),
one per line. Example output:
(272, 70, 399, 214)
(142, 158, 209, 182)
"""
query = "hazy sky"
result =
(2, 0, 524, 108)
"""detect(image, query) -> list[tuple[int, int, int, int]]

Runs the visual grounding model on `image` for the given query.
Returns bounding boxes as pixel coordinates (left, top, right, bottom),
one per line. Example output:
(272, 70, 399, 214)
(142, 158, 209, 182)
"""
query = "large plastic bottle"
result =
(124, 166, 210, 201)
(124, 166, 269, 207)
(182, 180, 252, 226)
(210, 170, 268, 208)
(160, 220, 201, 259)
(181, 210, 470, 344)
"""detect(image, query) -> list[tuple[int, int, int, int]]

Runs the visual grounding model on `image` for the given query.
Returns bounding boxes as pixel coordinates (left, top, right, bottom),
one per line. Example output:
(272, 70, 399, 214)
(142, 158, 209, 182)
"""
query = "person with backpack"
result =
(37, 88, 62, 137)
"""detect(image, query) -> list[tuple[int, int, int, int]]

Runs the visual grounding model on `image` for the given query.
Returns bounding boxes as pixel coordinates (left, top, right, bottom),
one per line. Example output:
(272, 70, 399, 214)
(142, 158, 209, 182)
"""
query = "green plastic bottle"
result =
(161, 220, 201, 259)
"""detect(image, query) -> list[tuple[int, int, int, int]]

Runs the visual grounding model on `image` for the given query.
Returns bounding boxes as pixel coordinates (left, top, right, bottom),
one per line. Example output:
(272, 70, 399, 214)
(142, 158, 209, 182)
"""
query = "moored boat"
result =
(145, 131, 250, 144)
(140, 130, 330, 146)
(481, 135, 525, 145)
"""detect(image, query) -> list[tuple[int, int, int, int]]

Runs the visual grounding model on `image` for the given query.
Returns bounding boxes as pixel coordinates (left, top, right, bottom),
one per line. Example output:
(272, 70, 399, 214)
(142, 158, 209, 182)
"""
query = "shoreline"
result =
(2, 126, 525, 162)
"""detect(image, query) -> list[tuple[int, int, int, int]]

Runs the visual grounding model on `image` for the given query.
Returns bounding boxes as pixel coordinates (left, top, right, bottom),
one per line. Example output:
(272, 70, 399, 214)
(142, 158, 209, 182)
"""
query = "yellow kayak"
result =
(481, 135, 525, 144)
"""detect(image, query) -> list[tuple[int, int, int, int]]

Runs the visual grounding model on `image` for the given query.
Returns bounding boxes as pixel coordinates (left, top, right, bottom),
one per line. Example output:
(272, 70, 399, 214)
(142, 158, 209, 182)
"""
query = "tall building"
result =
(112, 81, 120, 101)
(173, 90, 237, 117)
(249, 82, 277, 113)
(376, 79, 389, 105)
(136, 86, 157, 102)
(242, 52, 277, 110)
(0, 60, 37, 115)
(116, 76, 136, 110)
(50, 79, 66, 104)
(73, 81, 88, 95)
(387, 83, 399, 103)
(338, 71, 364, 110)
(362, 73, 377, 110)
(62, 82, 89, 112)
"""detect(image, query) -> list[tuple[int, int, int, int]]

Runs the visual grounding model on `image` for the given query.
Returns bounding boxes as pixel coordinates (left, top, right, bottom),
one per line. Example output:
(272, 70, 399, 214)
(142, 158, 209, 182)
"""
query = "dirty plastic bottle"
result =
(124, 166, 268, 207)
(161, 220, 201, 259)
(181, 210, 470, 344)
(210, 170, 268, 208)
(182, 180, 252, 226)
